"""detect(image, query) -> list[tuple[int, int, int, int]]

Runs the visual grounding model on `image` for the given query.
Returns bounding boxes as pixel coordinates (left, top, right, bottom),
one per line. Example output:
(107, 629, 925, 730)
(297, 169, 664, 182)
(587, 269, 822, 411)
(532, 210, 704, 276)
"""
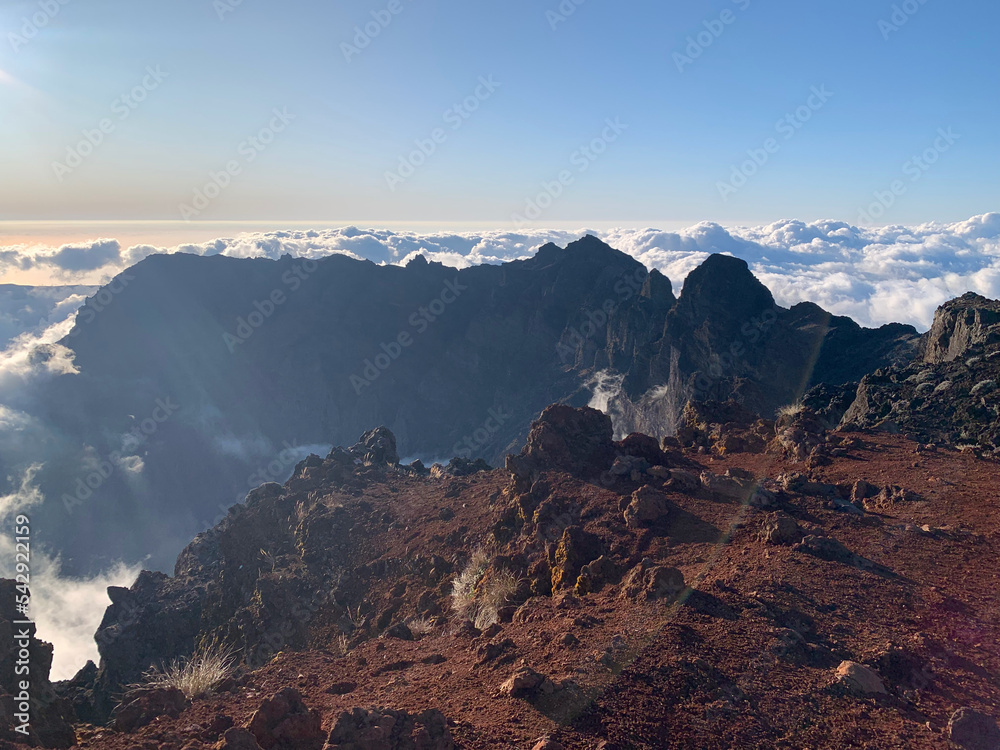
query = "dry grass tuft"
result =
(450, 550, 520, 630)
(777, 402, 806, 418)
(142, 639, 235, 700)
(407, 615, 436, 638)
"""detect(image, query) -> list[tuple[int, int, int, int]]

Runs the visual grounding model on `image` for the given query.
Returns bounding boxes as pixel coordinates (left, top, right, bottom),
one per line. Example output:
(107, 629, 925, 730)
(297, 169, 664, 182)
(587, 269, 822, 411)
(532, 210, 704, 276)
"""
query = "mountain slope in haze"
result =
(17, 237, 919, 574)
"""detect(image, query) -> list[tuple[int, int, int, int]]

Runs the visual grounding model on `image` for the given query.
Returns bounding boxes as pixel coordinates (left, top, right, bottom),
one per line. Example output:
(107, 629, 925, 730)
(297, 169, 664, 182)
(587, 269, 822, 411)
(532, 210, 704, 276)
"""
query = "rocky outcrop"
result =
(506, 405, 616, 484)
(924, 293, 1000, 363)
(835, 296, 1000, 452)
(326, 706, 453, 749)
(31, 399, 1000, 749)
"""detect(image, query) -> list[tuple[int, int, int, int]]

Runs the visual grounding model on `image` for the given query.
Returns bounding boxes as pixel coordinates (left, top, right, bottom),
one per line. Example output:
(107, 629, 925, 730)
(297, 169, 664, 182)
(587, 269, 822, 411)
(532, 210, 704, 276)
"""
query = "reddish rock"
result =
(247, 689, 323, 750)
(110, 687, 189, 733)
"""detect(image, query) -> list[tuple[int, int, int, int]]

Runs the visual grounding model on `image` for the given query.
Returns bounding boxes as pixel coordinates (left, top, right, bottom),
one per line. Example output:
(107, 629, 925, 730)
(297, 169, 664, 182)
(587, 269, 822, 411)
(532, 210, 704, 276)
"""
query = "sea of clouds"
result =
(0, 213, 998, 678)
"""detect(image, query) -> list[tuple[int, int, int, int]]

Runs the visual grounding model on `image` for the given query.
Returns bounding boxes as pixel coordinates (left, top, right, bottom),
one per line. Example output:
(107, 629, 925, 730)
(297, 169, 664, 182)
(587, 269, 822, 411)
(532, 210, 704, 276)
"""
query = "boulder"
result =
(834, 661, 886, 696)
(248, 688, 324, 750)
(578, 556, 621, 592)
(793, 535, 856, 564)
(215, 728, 264, 750)
(500, 666, 545, 699)
(620, 560, 685, 602)
(551, 526, 603, 590)
(761, 513, 802, 546)
(850, 480, 878, 505)
(354, 427, 399, 466)
(699, 471, 753, 502)
(623, 486, 669, 529)
(665, 469, 701, 494)
(110, 686, 189, 733)
(506, 405, 616, 483)
(948, 707, 1000, 750)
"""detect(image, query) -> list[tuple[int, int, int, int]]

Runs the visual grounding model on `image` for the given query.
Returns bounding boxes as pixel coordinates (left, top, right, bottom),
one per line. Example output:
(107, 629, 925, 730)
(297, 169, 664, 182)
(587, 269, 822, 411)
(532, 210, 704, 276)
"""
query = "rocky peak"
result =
(672, 253, 775, 326)
(924, 291, 1000, 363)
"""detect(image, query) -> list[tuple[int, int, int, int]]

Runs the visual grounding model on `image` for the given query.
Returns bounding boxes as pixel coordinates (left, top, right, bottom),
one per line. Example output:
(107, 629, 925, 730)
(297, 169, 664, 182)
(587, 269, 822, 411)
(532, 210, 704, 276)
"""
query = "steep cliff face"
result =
(19, 239, 919, 574)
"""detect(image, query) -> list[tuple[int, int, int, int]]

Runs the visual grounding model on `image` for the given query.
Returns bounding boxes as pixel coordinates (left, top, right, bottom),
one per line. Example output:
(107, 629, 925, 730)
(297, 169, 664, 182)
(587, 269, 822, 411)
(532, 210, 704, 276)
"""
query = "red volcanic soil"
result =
(70, 434, 1000, 750)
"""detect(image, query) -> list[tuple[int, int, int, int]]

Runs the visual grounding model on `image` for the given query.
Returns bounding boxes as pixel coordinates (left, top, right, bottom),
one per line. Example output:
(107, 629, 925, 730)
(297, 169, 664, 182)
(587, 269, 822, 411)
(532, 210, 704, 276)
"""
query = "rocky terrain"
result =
(2, 253, 998, 748)
(0, 378, 994, 748)
(829, 293, 1000, 453)
(22, 238, 920, 574)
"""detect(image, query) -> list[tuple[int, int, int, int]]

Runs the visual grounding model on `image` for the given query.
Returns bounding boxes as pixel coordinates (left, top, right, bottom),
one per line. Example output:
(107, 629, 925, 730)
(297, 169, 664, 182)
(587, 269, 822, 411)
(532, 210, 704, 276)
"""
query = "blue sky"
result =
(0, 0, 997, 225)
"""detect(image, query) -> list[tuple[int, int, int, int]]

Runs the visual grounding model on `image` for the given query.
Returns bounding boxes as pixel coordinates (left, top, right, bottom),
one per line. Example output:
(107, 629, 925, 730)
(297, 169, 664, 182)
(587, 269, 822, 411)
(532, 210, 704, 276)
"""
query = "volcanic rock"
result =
(110, 686, 188, 733)
(247, 688, 324, 750)
(948, 707, 1000, 750)
(834, 661, 887, 696)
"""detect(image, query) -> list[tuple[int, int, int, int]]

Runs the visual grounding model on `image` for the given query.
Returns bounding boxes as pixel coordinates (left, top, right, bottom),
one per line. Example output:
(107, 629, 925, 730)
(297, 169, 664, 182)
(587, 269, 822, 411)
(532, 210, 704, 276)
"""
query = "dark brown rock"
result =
(247, 688, 323, 750)
(110, 687, 189, 733)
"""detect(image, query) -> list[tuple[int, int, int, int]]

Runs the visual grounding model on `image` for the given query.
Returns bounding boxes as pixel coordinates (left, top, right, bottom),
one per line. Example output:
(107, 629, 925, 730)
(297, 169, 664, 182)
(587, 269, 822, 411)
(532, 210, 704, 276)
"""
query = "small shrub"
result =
(407, 616, 435, 638)
(450, 550, 520, 630)
(472, 571, 519, 630)
(450, 547, 490, 621)
(777, 402, 805, 418)
(142, 640, 235, 700)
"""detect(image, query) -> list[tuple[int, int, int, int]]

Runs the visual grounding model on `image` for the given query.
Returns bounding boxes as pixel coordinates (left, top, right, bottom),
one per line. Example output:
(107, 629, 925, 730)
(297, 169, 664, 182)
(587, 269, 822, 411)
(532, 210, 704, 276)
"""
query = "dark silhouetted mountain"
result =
(19, 238, 920, 574)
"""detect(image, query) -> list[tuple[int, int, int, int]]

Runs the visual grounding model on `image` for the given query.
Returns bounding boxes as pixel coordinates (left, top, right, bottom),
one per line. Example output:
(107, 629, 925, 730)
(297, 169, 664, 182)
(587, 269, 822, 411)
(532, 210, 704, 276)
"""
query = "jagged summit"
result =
(673, 254, 775, 321)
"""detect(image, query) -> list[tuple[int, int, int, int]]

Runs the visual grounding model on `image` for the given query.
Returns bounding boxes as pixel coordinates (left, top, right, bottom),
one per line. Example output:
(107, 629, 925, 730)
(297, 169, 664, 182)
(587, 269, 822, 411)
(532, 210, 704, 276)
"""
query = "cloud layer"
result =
(4, 214, 998, 330)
